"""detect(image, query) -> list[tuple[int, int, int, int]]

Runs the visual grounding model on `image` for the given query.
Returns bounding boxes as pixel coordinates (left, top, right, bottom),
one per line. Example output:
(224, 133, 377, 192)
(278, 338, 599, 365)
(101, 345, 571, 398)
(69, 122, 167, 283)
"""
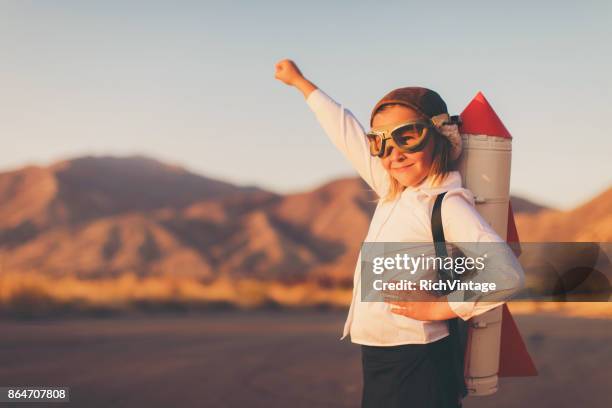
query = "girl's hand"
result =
(383, 287, 459, 321)
(387, 298, 459, 321)
(274, 59, 304, 86)
(274, 58, 317, 98)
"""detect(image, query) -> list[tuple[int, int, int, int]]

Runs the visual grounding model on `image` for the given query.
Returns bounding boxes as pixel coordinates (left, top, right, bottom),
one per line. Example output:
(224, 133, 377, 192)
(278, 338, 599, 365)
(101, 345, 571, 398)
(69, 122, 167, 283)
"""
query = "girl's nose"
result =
(387, 144, 405, 161)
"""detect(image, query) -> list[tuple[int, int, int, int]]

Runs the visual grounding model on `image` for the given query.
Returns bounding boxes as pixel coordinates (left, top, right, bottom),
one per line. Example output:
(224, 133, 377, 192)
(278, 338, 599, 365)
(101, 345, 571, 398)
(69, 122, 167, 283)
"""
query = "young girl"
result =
(274, 59, 524, 408)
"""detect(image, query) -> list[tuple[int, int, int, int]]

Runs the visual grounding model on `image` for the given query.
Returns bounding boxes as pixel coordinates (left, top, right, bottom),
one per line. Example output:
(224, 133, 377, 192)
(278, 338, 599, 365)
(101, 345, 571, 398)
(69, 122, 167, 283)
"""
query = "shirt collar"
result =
(401, 171, 463, 199)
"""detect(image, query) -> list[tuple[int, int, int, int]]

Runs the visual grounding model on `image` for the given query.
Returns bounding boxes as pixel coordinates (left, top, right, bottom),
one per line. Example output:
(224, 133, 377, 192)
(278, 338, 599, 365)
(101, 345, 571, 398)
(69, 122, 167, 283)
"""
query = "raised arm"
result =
(274, 59, 389, 197)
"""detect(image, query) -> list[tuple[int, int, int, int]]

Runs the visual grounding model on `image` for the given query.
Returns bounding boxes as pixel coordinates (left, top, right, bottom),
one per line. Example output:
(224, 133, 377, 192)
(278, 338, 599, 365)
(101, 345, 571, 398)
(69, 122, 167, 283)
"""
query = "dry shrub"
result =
(0, 272, 352, 318)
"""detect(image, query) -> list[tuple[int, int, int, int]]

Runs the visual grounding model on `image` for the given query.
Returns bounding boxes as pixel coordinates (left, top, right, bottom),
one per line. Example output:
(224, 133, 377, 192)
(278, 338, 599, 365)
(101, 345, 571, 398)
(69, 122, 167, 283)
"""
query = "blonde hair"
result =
(374, 105, 456, 203)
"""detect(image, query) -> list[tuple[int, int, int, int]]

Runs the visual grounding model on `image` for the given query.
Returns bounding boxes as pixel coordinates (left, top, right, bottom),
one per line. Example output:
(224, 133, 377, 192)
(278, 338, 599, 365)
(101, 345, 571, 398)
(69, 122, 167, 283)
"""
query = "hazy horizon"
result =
(3, 152, 609, 212)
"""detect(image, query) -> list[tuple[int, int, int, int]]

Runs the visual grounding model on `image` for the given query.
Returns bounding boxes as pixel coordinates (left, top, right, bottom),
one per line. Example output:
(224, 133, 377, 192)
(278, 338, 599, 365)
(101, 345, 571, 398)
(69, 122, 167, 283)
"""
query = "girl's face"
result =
(372, 105, 434, 188)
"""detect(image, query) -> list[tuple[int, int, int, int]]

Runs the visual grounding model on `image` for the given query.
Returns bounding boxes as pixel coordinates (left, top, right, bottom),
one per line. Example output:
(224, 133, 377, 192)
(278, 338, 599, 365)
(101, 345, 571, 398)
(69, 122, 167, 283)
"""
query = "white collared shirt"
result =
(306, 89, 525, 346)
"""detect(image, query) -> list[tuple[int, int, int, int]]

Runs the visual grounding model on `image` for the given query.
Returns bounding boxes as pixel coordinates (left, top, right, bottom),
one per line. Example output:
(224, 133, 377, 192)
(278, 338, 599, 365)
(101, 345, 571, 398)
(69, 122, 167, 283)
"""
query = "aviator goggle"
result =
(366, 115, 461, 159)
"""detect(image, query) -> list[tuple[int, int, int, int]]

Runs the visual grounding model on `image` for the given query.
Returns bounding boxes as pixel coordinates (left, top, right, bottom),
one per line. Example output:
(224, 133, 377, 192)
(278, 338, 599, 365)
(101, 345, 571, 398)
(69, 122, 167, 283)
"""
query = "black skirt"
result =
(361, 335, 463, 408)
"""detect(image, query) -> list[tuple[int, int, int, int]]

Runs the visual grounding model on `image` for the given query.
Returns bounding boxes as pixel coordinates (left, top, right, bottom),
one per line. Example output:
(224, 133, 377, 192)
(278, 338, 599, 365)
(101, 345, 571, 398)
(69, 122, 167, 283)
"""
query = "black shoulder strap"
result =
(432, 191, 449, 256)
(432, 192, 454, 281)
(432, 191, 468, 400)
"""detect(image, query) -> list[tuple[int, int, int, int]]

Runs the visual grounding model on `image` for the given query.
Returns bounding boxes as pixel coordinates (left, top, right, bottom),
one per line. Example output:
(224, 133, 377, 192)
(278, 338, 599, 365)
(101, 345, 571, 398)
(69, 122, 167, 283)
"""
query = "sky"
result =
(0, 1, 610, 210)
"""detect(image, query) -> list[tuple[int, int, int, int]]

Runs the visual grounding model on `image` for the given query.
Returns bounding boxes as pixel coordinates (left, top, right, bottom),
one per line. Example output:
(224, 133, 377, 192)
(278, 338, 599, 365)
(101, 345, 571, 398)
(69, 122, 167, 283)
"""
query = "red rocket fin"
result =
(498, 304, 538, 377)
(459, 92, 512, 138)
(498, 205, 537, 376)
(507, 203, 522, 257)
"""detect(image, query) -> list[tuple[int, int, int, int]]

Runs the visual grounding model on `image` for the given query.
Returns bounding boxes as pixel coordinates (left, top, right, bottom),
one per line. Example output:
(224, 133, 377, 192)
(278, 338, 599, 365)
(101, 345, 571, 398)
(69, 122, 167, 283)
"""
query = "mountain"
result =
(514, 187, 612, 242)
(510, 196, 550, 214)
(0, 155, 262, 246)
(0, 155, 609, 288)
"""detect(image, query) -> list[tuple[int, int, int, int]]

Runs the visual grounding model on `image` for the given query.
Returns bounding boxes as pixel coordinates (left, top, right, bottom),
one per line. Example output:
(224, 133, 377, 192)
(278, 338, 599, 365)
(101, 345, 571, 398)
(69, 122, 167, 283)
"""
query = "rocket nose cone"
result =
(474, 91, 487, 103)
(460, 91, 512, 138)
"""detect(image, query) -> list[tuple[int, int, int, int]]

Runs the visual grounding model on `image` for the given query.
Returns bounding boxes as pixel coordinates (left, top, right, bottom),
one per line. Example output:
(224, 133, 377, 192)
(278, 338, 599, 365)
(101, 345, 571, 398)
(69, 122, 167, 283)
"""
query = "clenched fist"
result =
(274, 59, 304, 86)
(274, 58, 317, 98)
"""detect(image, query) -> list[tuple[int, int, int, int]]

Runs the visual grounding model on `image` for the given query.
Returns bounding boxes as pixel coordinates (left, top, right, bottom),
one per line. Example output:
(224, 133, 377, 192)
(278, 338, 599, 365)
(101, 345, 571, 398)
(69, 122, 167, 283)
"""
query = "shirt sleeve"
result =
(306, 89, 389, 198)
(440, 190, 525, 321)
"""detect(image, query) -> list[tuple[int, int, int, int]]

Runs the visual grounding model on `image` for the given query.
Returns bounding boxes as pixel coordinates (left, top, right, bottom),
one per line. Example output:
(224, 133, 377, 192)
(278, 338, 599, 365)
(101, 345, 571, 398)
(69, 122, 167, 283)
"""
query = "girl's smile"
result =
(391, 163, 414, 171)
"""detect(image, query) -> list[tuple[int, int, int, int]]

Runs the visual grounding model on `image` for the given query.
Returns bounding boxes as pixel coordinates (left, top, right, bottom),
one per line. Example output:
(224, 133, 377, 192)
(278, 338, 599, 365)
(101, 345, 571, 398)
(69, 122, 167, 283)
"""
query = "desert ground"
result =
(0, 311, 611, 408)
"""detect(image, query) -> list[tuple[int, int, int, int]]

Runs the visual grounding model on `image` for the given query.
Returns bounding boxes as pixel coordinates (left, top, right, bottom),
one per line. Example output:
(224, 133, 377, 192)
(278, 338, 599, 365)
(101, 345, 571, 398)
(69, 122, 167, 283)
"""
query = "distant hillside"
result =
(0, 155, 608, 286)
(0, 155, 609, 316)
(515, 187, 612, 241)
(0, 155, 263, 246)
(510, 196, 551, 214)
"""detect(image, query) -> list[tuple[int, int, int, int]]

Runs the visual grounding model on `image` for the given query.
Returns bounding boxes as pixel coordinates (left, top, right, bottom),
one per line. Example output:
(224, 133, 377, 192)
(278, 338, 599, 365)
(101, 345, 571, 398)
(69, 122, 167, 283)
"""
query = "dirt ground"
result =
(0, 311, 610, 407)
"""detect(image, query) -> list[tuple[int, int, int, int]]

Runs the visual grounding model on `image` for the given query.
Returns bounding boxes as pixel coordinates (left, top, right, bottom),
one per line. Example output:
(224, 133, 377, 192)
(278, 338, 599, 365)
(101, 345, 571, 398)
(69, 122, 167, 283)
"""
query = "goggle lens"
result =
(391, 124, 427, 149)
(366, 133, 385, 156)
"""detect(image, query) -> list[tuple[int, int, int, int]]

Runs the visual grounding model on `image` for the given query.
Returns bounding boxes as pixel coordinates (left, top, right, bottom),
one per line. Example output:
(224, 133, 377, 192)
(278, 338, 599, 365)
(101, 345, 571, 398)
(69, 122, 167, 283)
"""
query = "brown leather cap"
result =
(370, 87, 448, 127)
